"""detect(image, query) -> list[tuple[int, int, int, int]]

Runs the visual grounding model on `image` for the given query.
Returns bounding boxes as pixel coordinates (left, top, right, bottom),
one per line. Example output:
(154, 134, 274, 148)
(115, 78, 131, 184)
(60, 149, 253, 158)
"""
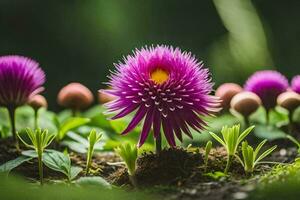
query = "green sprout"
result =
(237, 140, 277, 174)
(115, 143, 138, 186)
(17, 128, 55, 185)
(86, 129, 102, 175)
(209, 124, 254, 173)
(204, 141, 212, 172)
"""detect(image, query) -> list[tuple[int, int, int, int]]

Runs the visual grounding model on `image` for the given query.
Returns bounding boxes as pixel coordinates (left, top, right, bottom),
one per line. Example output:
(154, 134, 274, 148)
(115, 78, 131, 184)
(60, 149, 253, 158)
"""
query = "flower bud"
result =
(215, 83, 243, 110)
(57, 82, 94, 110)
(230, 91, 261, 117)
(28, 94, 48, 110)
(277, 91, 300, 112)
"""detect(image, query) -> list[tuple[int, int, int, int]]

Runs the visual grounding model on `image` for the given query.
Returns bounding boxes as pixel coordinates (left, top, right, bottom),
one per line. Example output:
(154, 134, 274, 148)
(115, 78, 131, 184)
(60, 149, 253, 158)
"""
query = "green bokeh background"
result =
(0, 0, 299, 110)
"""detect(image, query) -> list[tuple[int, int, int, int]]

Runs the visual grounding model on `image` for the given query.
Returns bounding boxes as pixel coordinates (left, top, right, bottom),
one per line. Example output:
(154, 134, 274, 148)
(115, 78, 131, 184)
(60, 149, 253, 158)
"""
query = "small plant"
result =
(237, 140, 277, 174)
(17, 128, 55, 185)
(42, 150, 82, 182)
(115, 143, 138, 186)
(86, 129, 102, 175)
(209, 124, 254, 173)
(204, 141, 212, 172)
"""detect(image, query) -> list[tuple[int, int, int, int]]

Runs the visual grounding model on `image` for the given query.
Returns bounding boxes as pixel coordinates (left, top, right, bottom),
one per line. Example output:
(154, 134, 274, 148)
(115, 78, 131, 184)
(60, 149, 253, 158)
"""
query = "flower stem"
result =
(244, 116, 250, 127)
(155, 132, 162, 154)
(8, 106, 19, 150)
(224, 155, 233, 174)
(37, 150, 44, 185)
(34, 109, 39, 130)
(265, 109, 270, 125)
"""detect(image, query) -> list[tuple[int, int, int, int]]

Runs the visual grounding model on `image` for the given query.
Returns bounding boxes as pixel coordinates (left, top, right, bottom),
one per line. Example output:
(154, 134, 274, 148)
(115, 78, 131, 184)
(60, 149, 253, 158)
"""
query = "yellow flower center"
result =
(150, 68, 169, 84)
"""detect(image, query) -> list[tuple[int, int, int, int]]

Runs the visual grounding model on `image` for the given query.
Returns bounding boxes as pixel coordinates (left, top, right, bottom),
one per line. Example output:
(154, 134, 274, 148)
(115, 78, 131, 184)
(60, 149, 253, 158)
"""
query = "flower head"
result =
(244, 70, 288, 110)
(215, 83, 243, 110)
(230, 91, 261, 117)
(103, 45, 219, 147)
(28, 94, 48, 110)
(57, 82, 94, 110)
(291, 75, 300, 94)
(277, 91, 300, 112)
(0, 55, 45, 107)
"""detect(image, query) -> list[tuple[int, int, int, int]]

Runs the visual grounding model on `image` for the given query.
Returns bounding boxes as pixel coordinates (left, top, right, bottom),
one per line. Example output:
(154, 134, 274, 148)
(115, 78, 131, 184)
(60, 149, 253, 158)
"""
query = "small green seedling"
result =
(209, 124, 254, 173)
(17, 128, 55, 185)
(237, 140, 277, 174)
(115, 143, 138, 186)
(86, 129, 102, 175)
(204, 141, 212, 172)
(42, 150, 82, 182)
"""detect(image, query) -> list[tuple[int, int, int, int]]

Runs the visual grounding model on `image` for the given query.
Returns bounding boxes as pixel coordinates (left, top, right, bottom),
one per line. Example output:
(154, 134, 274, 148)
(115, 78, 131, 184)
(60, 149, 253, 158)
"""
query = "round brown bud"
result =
(230, 91, 261, 117)
(28, 94, 48, 110)
(277, 91, 300, 112)
(57, 82, 94, 110)
(215, 83, 243, 110)
(98, 90, 116, 104)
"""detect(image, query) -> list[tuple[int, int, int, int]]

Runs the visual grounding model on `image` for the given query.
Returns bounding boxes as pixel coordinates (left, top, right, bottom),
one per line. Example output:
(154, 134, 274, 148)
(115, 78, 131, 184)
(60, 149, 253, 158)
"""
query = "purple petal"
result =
(121, 106, 147, 135)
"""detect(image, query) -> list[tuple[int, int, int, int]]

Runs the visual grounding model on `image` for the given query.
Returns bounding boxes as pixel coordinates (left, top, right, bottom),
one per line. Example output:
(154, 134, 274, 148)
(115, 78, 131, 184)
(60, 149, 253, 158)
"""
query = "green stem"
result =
(85, 147, 93, 175)
(155, 132, 162, 154)
(265, 109, 270, 125)
(38, 150, 43, 185)
(288, 111, 294, 135)
(129, 174, 138, 188)
(244, 116, 250, 127)
(8, 106, 19, 150)
(34, 109, 39, 130)
(224, 155, 233, 174)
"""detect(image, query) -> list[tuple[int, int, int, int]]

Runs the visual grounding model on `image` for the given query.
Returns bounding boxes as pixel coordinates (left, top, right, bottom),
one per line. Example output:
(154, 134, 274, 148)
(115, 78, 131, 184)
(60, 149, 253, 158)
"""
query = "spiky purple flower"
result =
(0, 55, 45, 107)
(244, 70, 288, 110)
(103, 45, 219, 148)
(291, 75, 300, 94)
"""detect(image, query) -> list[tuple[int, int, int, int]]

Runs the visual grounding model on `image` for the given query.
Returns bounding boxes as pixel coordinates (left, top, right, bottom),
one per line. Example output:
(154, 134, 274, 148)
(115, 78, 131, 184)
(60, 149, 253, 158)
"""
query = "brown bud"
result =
(277, 91, 300, 112)
(57, 82, 94, 110)
(215, 83, 243, 110)
(98, 90, 116, 104)
(230, 91, 261, 117)
(28, 94, 48, 110)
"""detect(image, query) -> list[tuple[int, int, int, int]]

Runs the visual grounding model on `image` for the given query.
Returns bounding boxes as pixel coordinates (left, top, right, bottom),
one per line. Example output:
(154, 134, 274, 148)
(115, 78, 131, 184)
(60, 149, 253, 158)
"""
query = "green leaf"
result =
(58, 117, 91, 140)
(0, 156, 33, 173)
(75, 177, 111, 188)
(209, 132, 226, 147)
(42, 150, 71, 178)
(70, 166, 83, 180)
(255, 145, 277, 164)
(204, 171, 228, 180)
(254, 125, 287, 140)
(22, 150, 38, 158)
(238, 125, 254, 144)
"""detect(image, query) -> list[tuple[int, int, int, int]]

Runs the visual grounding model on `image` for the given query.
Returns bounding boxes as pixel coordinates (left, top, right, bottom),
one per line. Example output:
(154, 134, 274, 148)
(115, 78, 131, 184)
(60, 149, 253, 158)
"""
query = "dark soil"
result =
(0, 138, 298, 200)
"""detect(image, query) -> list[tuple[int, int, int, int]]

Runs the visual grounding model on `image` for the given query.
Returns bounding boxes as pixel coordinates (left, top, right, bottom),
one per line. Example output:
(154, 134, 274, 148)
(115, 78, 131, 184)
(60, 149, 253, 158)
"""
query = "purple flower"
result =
(103, 45, 219, 148)
(291, 75, 300, 94)
(0, 55, 45, 107)
(244, 70, 288, 110)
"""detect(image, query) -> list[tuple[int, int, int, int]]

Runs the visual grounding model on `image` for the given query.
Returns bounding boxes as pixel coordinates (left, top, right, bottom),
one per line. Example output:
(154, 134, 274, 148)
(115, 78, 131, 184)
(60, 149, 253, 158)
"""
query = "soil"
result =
(0, 138, 298, 200)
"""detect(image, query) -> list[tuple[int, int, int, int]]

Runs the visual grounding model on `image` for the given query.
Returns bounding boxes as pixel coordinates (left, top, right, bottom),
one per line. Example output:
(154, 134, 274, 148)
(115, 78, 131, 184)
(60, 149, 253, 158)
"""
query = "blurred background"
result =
(0, 0, 299, 110)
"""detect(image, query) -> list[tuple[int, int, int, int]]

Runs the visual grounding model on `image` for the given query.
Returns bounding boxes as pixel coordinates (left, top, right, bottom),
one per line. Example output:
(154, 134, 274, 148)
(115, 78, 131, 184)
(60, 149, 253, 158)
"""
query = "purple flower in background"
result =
(291, 75, 300, 94)
(0, 55, 45, 148)
(0, 55, 45, 107)
(244, 70, 288, 110)
(102, 45, 219, 150)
